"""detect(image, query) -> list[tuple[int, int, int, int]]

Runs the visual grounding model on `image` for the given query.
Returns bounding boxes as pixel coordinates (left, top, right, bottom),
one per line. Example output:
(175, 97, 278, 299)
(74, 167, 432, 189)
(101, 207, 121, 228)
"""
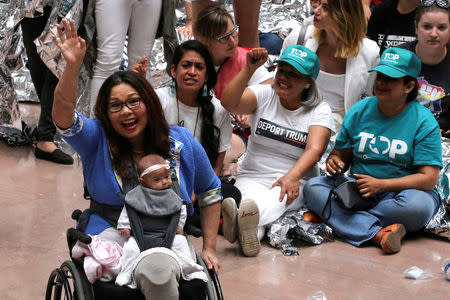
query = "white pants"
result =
(234, 176, 305, 239)
(90, 0, 162, 113)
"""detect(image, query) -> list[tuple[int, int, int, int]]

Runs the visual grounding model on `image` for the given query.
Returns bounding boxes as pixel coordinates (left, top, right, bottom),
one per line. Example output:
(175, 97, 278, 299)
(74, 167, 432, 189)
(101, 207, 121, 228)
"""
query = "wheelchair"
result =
(45, 209, 224, 300)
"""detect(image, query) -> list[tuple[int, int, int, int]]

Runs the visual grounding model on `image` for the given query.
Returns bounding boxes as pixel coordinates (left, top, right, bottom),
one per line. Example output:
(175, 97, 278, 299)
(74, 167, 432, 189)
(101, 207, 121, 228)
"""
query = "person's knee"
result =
(303, 177, 325, 202)
(396, 190, 437, 231)
(134, 253, 180, 286)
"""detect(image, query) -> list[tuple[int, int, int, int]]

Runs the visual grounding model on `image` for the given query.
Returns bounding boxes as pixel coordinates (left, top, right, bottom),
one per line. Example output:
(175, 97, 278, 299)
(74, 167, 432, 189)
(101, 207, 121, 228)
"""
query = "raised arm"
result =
(220, 48, 268, 115)
(52, 19, 86, 129)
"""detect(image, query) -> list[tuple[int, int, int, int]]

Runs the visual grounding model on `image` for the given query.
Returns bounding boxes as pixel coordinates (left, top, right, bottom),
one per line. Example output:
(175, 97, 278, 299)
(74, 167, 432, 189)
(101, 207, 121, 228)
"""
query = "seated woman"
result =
(399, 1, 450, 136)
(220, 45, 334, 257)
(193, 5, 274, 160)
(156, 40, 232, 179)
(281, 0, 380, 133)
(303, 48, 442, 254)
(52, 19, 221, 299)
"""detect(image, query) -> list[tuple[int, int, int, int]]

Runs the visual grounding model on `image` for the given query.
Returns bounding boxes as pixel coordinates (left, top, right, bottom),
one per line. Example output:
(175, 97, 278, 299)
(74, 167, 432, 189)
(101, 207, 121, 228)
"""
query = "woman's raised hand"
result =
(246, 47, 268, 71)
(53, 19, 86, 67)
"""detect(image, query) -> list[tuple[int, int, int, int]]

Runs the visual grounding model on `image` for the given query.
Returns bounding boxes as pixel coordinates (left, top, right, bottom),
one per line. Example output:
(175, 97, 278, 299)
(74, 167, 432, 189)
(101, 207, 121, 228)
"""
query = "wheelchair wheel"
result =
(196, 254, 224, 300)
(45, 261, 86, 300)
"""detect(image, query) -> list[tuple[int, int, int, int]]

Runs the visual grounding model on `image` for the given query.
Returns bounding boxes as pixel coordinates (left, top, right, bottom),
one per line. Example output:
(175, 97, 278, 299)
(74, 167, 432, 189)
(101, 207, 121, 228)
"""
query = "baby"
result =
(115, 153, 202, 287)
(118, 153, 185, 238)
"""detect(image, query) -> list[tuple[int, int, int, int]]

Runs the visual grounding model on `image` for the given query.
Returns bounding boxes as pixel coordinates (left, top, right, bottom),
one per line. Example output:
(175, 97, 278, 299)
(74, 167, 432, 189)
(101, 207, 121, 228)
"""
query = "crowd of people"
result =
(21, 0, 449, 299)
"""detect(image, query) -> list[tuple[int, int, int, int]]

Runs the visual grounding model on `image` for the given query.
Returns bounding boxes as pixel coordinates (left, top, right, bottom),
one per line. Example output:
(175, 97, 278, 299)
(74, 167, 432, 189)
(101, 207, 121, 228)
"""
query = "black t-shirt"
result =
(367, 0, 416, 54)
(400, 41, 450, 130)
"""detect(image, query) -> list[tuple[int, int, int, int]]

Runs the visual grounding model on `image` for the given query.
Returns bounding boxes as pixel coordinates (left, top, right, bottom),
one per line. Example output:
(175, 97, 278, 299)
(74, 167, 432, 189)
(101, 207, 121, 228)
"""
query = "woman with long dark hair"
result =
(156, 40, 232, 175)
(52, 19, 221, 299)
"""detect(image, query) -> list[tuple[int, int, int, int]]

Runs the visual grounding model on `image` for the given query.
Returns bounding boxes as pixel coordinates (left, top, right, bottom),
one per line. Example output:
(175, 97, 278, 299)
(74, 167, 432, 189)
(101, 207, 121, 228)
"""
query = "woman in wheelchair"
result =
(51, 19, 221, 299)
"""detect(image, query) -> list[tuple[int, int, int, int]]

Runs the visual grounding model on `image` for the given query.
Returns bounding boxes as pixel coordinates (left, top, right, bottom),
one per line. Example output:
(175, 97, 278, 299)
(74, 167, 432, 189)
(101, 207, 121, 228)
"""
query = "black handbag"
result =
(322, 174, 378, 220)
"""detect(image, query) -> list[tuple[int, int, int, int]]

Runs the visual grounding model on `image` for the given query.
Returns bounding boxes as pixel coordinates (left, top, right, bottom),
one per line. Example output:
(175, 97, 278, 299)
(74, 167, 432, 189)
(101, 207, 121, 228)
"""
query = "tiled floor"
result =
(0, 104, 449, 299)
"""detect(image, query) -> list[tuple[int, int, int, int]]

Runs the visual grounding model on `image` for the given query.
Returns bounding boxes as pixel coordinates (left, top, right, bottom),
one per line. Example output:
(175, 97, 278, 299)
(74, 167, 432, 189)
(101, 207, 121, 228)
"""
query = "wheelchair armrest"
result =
(71, 209, 82, 221)
(67, 228, 92, 245)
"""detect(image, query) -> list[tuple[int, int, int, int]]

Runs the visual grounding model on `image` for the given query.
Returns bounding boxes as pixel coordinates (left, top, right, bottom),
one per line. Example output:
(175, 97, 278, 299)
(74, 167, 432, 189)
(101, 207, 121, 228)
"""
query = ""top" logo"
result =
(383, 53, 400, 61)
(290, 48, 308, 59)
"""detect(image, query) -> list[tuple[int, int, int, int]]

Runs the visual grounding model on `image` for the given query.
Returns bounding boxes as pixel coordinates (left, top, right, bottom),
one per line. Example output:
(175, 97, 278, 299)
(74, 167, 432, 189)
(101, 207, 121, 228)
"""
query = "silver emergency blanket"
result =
(425, 137, 450, 240)
(267, 209, 334, 256)
(0, 0, 45, 128)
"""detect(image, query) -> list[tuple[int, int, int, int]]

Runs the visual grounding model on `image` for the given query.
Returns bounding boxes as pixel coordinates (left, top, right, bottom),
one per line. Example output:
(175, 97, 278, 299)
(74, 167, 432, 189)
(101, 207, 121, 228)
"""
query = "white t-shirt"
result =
(156, 86, 232, 153)
(237, 84, 334, 185)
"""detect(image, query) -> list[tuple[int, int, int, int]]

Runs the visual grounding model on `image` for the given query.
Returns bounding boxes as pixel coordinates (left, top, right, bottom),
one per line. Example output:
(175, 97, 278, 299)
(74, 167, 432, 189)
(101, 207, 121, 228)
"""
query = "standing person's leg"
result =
(233, 0, 262, 48)
(90, 0, 132, 115)
(134, 252, 181, 300)
(20, 9, 49, 100)
(127, 0, 162, 82)
(21, 6, 73, 164)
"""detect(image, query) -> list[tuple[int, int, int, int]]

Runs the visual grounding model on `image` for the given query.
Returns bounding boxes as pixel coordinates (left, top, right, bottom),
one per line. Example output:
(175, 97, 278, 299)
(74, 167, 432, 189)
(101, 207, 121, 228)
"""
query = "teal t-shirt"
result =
(336, 97, 442, 179)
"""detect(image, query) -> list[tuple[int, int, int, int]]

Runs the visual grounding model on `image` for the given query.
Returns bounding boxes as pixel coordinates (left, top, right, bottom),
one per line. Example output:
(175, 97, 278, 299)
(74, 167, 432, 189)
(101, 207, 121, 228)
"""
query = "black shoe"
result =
(35, 147, 74, 165)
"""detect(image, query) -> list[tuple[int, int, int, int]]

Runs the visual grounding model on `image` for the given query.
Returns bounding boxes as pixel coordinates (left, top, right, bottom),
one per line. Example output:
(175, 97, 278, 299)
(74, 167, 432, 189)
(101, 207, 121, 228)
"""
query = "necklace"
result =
(177, 98, 200, 137)
(132, 149, 144, 154)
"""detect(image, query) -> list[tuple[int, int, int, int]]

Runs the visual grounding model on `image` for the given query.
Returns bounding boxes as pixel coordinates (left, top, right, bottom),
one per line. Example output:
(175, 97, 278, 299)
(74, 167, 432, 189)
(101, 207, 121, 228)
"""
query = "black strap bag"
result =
(323, 174, 378, 219)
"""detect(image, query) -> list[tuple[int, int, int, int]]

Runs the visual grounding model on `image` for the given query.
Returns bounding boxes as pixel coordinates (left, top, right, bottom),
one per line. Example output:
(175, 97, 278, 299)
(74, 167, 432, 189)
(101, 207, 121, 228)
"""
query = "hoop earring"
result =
(171, 78, 176, 94)
(202, 83, 208, 97)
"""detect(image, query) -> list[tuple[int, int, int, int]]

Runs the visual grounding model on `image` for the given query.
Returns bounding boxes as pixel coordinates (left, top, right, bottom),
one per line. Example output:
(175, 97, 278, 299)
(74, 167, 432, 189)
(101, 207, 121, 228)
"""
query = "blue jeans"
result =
(303, 176, 440, 246)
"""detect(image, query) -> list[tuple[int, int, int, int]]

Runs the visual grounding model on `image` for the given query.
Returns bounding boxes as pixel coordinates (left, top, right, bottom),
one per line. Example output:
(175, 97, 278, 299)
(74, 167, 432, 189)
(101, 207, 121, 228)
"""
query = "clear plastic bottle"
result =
(443, 258, 450, 281)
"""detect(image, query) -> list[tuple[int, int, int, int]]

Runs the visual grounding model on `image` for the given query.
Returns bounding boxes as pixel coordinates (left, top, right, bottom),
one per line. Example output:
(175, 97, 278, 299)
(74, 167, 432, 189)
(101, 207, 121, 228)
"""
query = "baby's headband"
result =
(140, 162, 170, 177)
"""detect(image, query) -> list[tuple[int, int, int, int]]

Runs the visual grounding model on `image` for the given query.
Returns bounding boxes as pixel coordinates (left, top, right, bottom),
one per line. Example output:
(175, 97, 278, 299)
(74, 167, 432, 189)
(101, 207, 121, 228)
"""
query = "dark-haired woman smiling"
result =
(52, 19, 221, 299)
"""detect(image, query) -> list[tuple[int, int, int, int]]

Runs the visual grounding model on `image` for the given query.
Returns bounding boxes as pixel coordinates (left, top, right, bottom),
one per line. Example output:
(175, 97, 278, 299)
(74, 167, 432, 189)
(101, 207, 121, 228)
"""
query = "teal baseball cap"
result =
(274, 45, 321, 79)
(369, 47, 421, 78)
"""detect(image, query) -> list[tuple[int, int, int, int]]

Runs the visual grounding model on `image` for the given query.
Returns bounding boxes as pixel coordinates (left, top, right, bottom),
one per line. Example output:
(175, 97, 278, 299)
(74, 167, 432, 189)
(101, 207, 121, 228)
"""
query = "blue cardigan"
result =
(62, 112, 222, 235)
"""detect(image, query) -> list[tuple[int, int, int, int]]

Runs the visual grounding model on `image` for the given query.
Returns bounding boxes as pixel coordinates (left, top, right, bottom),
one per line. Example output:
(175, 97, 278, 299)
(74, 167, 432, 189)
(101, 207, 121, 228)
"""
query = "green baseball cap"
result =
(274, 45, 321, 79)
(369, 47, 421, 78)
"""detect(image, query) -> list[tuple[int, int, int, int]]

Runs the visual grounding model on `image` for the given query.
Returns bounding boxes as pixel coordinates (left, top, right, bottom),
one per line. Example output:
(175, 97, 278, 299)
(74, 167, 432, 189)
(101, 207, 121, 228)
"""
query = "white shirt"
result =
(156, 86, 232, 153)
(238, 85, 334, 185)
(316, 70, 346, 112)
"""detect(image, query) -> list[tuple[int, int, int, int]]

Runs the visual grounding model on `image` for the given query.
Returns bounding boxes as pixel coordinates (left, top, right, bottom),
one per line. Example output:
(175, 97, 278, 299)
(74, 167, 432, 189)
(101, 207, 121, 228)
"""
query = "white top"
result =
(316, 70, 346, 112)
(156, 86, 232, 153)
(237, 84, 334, 185)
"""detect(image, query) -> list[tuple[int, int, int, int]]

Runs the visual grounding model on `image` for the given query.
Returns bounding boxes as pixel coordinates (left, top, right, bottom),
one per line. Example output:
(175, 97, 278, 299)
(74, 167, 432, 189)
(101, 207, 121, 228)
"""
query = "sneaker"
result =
(221, 197, 238, 243)
(35, 147, 74, 165)
(372, 224, 406, 254)
(303, 211, 322, 224)
(237, 199, 260, 257)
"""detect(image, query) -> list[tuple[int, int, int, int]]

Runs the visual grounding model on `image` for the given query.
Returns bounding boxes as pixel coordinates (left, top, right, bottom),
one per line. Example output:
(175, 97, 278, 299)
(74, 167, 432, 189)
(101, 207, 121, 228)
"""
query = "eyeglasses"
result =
(421, 0, 449, 8)
(215, 26, 239, 44)
(107, 98, 141, 113)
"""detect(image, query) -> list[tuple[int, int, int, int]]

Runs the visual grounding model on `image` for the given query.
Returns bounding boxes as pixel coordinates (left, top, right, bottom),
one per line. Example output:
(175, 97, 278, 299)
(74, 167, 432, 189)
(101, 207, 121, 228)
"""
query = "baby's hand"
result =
(119, 229, 131, 238)
(176, 226, 183, 235)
